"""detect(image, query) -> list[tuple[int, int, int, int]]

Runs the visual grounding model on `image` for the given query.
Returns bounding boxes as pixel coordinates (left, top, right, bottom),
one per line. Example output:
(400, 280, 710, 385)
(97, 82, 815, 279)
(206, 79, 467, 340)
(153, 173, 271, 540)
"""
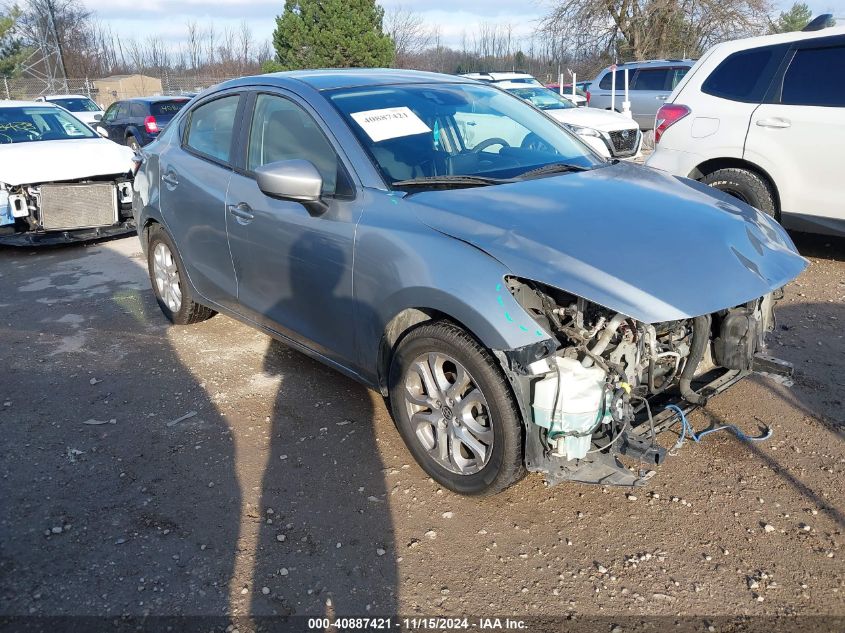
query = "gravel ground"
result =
(0, 229, 843, 631)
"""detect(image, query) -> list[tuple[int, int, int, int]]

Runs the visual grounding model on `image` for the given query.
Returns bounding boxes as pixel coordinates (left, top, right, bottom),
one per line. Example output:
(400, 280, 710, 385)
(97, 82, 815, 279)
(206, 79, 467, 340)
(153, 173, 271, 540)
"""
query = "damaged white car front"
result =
(0, 101, 136, 246)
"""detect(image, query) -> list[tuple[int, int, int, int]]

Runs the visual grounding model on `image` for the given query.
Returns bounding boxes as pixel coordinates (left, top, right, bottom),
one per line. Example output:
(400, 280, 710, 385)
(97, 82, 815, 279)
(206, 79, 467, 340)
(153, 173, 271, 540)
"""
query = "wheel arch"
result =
(376, 307, 483, 396)
(690, 157, 781, 215)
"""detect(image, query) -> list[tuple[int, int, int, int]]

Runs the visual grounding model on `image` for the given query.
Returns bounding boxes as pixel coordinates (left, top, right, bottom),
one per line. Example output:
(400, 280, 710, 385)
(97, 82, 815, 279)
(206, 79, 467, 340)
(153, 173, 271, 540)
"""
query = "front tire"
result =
(701, 167, 777, 217)
(147, 224, 216, 325)
(388, 322, 525, 496)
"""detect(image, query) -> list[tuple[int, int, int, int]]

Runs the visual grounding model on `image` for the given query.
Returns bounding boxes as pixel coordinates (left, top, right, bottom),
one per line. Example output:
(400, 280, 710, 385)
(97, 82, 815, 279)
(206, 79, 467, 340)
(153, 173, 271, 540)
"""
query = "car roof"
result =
(705, 24, 845, 55)
(0, 100, 60, 108)
(218, 69, 475, 93)
(121, 95, 193, 104)
(42, 94, 90, 100)
(460, 72, 535, 82)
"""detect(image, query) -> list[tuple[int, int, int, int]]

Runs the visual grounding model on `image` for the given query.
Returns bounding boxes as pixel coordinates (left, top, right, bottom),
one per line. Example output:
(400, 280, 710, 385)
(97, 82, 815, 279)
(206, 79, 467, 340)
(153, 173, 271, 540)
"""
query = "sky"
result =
(83, 0, 845, 54)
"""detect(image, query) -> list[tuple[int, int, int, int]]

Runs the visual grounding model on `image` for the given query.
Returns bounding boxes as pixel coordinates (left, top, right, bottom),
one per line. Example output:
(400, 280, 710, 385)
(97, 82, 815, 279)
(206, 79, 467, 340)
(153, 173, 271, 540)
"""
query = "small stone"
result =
(626, 494, 637, 501)
(51, 526, 62, 534)
(241, 587, 248, 595)
(764, 524, 776, 533)
(261, 587, 270, 595)
(801, 524, 811, 532)
(336, 542, 342, 549)
(279, 568, 289, 576)
(376, 548, 386, 556)
(442, 511, 454, 519)
(597, 565, 608, 574)
(276, 534, 286, 542)
(425, 530, 437, 539)
(89, 378, 101, 385)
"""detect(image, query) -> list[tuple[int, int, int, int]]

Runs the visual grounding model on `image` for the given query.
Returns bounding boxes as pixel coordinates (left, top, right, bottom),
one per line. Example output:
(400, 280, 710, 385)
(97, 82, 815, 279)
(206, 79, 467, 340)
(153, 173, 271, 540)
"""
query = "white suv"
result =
(646, 21, 845, 236)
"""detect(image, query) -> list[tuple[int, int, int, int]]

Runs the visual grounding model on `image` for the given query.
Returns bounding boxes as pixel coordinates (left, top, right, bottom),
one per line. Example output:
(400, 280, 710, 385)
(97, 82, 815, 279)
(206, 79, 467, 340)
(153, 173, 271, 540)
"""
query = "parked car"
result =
(0, 101, 135, 245)
(589, 60, 695, 129)
(34, 94, 104, 126)
(96, 96, 191, 151)
(461, 71, 543, 86)
(500, 83, 641, 159)
(134, 69, 805, 496)
(647, 21, 845, 237)
(545, 84, 590, 107)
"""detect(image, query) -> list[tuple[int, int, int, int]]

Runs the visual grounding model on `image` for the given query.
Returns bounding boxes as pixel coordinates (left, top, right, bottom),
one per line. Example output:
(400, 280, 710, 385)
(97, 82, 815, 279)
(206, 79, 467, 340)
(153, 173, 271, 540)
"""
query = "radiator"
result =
(40, 183, 117, 231)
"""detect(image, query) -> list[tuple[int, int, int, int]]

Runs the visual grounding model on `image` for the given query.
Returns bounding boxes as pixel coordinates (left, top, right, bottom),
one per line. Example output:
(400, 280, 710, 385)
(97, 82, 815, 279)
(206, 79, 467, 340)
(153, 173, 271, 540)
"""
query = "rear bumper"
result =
(0, 220, 135, 247)
(645, 146, 703, 177)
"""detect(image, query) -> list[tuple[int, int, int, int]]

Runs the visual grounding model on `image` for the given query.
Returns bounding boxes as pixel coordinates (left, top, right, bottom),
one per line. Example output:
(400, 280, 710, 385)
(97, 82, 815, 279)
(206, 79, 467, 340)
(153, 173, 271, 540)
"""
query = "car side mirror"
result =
(96, 126, 109, 138)
(255, 159, 327, 216)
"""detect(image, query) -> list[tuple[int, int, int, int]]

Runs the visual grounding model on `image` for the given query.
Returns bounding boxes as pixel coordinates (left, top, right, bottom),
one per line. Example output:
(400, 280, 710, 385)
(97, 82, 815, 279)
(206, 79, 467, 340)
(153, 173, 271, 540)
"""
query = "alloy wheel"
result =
(403, 352, 494, 475)
(152, 241, 182, 313)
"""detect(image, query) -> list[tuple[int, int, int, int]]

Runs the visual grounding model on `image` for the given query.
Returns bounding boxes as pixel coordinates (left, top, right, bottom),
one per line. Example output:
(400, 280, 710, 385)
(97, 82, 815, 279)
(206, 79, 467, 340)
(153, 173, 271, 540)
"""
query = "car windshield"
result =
(48, 97, 100, 113)
(327, 82, 603, 187)
(507, 87, 576, 111)
(151, 100, 189, 119)
(0, 106, 96, 144)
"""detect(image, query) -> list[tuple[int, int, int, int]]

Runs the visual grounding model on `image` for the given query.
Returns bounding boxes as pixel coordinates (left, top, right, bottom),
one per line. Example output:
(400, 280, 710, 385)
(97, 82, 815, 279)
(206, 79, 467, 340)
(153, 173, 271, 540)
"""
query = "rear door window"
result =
(184, 95, 240, 164)
(781, 45, 845, 107)
(130, 103, 146, 118)
(702, 45, 786, 103)
(632, 68, 670, 91)
(598, 70, 626, 90)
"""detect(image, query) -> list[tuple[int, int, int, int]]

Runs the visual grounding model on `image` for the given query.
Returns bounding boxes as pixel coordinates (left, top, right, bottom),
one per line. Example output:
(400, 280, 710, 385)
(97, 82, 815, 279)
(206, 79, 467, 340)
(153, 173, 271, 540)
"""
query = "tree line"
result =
(0, 0, 819, 82)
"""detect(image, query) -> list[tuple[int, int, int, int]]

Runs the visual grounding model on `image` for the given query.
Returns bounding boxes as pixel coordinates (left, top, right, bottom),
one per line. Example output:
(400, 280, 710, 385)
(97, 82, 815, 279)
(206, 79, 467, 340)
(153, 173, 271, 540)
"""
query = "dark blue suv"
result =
(96, 96, 191, 150)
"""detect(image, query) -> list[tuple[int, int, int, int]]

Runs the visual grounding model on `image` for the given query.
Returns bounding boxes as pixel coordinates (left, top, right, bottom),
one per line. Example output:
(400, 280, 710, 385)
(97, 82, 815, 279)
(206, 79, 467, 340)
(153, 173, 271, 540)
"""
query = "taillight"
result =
(144, 116, 159, 134)
(654, 104, 689, 144)
(585, 90, 591, 105)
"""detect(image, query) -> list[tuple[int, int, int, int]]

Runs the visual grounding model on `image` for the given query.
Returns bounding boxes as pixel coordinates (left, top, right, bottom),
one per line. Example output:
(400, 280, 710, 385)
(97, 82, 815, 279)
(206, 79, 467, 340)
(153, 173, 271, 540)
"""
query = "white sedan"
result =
(503, 84, 642, 159)
(34, 94, 105, 127)
(0, 101, 135, 245)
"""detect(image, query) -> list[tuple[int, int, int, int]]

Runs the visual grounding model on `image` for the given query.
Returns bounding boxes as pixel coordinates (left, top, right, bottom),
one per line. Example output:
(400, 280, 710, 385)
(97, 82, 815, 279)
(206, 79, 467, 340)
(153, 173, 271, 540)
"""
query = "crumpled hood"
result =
(408, 161, 807, 323)
(0, 138, 134, 186)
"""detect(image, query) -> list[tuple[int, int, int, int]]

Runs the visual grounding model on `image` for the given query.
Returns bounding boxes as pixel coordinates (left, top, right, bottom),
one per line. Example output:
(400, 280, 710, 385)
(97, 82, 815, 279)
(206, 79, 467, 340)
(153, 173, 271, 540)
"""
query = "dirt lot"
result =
(0, 229, 843, 631)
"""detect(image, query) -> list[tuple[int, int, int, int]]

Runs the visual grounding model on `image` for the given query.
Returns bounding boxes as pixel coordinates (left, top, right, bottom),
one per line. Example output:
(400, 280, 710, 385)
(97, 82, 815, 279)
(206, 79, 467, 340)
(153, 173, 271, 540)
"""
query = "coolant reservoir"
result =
(532, 357, 606, 460)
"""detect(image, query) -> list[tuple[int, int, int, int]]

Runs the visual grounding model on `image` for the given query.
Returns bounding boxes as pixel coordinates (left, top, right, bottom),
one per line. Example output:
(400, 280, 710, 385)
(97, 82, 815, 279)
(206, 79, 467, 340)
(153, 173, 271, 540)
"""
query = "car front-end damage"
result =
(0, 175, 135, 246)
(495, 277, 793, 487)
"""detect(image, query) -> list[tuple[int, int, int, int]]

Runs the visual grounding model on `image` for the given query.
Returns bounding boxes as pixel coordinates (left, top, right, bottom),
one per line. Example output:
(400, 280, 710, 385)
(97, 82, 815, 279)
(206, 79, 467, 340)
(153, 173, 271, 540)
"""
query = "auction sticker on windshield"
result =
(350, 107, 430, 142)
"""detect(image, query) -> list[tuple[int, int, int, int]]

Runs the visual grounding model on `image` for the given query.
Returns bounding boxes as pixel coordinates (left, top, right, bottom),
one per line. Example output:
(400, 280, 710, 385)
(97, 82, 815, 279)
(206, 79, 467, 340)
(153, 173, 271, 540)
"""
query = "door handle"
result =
(755, 117, 791, 129)
(227, 202, 255, 223)
(656, 95, 668, 101)
(162, 172, 179, 187)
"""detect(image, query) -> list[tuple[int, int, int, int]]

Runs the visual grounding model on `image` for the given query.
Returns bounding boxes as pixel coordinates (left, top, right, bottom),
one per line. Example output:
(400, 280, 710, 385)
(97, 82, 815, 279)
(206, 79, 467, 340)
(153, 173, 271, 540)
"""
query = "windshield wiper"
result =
(391, 175, 507, 189)
(516, 162, 591, 180)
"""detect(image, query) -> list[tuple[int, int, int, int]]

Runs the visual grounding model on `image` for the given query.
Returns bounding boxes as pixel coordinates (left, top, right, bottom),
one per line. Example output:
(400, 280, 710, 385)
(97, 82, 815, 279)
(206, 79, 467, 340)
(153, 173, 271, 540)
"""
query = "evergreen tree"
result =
(770, 2, 813, 33)
(271, 0, 394, 70)
(0, 6, 28, 78)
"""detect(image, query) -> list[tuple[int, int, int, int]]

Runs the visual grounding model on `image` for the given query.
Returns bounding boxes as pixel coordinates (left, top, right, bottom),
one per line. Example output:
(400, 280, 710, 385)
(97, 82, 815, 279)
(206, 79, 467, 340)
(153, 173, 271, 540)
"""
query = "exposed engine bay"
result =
(0, 175, 134, 246)
(499, 277, 789, 487)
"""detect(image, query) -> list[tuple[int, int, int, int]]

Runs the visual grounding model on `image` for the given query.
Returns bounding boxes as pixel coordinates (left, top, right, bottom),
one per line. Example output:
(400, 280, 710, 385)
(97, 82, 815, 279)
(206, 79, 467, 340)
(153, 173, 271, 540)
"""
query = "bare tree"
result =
(237, 20, 253, 72)
(539, 0, 773, 61)
(185, 20, 201, 70)
(384, 6, 432, 68)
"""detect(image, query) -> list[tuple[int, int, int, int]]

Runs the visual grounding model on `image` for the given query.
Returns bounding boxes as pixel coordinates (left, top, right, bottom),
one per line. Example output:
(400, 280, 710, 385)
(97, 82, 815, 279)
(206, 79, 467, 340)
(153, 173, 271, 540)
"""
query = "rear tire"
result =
(388, 321, 525, 496)
(147, 224, 216, 325)
(701, 168, 777, 217)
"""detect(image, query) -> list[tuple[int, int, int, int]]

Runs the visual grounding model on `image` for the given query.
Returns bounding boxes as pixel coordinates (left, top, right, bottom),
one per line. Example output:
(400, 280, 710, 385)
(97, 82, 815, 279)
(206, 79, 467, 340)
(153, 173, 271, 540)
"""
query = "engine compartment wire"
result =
(665, 404, 773, 455)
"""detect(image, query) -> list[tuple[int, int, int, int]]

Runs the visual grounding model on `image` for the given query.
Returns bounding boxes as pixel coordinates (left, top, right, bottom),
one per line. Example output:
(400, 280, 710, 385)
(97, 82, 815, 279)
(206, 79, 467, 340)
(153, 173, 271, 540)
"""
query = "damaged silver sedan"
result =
(0, 101, 135, 246)
(134, 70, 806, 495)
